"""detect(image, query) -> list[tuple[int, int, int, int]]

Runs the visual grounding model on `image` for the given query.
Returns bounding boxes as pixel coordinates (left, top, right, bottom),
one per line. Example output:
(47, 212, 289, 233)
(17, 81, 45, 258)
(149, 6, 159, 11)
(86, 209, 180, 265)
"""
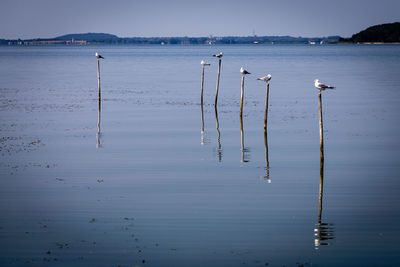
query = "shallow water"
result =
(1, 44, 400, 266)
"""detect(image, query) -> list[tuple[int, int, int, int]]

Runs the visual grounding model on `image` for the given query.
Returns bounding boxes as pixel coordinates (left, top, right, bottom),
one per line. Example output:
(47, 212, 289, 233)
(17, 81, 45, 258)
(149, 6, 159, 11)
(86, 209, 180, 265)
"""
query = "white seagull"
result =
(201, 60, 211, 66)
(257, 74, 272, 82)
(314, 79, 335, 90)
(213, 52, 223, 58)
(240, 67, 251, 75)
(95, 52, 104, 59)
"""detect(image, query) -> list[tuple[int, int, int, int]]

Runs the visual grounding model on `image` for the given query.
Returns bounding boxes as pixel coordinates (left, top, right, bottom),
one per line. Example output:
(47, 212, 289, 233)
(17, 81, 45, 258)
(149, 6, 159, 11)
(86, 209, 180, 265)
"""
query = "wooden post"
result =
(240, 116, 244, 162)
(264, 83, 270, 131)
(240, 116, 249, 163)
(318, 156, 324, 224)
(97, 58, 101, 101)
(214, 58, 221, 106)
(215, 106, 222, 162)
(240, 75, 245, 118)
(264, 130, 270, 180)
(318, 91, 324, 161)
(97, 97, 101, 148)
(201, 65, 205, 106)
(201, 102, 205, 133)
(96, 57, 101, 148)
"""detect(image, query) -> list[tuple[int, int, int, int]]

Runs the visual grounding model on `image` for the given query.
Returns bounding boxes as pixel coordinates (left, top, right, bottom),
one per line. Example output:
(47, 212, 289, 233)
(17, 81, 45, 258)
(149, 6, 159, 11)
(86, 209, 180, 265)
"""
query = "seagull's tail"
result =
(328, 86, 335, 89)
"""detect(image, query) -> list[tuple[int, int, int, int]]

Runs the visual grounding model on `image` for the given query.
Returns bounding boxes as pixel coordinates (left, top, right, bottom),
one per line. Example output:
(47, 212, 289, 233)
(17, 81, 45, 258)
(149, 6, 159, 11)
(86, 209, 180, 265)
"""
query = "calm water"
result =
(0, 44, 400, 266)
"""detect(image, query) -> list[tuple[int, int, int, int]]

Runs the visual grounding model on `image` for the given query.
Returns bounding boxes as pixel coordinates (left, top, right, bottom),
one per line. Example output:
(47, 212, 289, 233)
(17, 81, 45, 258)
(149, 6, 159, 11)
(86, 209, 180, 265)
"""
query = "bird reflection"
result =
(314, 155, 334, 248)
(96, 98, 102, 148)
(263, 130, 270, 183)
(240, 116, 250, 163)
(214, 106, 223, 162)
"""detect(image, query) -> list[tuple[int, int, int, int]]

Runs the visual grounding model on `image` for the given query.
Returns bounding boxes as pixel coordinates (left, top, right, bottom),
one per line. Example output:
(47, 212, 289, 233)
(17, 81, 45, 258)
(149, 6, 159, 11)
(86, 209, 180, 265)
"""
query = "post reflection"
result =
(240, 116, 250, 163)
(214, 106, 223, 162)
(263, 130, 270, 183)
(314, 155, 334, 248)
(96, 98, 102, 148)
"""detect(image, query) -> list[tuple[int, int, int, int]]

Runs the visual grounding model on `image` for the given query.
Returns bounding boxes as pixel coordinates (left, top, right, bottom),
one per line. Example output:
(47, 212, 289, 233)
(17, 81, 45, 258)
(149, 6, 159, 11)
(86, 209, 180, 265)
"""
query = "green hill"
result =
(55, 33, 118, 41)
(340, 22, 400, 43)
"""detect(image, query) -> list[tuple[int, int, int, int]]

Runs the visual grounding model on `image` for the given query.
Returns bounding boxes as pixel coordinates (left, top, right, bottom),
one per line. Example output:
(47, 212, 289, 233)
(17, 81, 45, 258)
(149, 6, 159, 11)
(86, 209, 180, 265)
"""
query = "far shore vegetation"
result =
(1, 22, 399, 46)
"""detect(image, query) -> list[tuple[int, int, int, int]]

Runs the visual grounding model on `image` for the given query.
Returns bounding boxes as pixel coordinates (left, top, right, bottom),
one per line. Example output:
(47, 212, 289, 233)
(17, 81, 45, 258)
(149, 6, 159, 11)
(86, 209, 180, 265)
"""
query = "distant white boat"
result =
(309, 41, 316, 45)
(161, 42, 165, 45)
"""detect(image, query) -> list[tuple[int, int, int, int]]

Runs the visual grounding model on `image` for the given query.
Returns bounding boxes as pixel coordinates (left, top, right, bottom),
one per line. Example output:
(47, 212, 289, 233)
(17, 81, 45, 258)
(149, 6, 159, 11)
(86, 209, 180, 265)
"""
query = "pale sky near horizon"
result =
(0, 0, 399, 39)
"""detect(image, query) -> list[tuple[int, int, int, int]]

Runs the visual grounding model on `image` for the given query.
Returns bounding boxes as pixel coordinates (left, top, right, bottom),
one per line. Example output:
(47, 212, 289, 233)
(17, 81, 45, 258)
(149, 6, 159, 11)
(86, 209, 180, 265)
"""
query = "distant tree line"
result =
(1, 32, 341, 45)
(340, 22, 400, 43)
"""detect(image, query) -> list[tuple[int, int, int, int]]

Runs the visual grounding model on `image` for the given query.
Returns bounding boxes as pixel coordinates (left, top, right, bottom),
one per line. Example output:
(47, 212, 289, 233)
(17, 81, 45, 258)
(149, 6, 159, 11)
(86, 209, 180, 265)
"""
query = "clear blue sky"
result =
(0, 0, 399, 39)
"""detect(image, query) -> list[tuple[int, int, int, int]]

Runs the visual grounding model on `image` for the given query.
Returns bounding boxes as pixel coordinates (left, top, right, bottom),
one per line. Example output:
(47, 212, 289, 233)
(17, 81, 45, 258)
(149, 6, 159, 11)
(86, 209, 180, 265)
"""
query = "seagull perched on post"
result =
(240, 67, 251, 75)
(213, 52, 223, 58)
(257, 74, 272, 82)
(201, 60, 211, 66)
(314, 79, 335, 90)
(95, 52, 104, 59)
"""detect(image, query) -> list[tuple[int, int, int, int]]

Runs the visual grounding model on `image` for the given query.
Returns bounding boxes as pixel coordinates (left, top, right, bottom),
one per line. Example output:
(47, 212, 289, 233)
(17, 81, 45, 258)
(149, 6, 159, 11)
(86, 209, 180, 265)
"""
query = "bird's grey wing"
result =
(319, 83, 329, 88)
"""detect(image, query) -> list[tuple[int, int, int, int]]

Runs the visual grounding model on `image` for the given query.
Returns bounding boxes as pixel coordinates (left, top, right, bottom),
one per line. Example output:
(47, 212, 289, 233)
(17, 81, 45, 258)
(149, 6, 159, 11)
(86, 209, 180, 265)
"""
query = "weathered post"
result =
(97, 58, 101, 100)
(215, 106, 222, 162)
(257, 74, 272, 130)
(95, 52, 104, 148)
(97, 97, 101, 148)
(213, 52, 223, 106)
(240, 75, 245, 118)
(201, 66, 205, 106)
(201, 103, 205, 134)
(95, 52, 104, 100)
(318, 91, 324, 161)
(264, 82, 270, 131)
(239, 67, 251, 118)
(264, 130, 270, 181)
(200, 60, 210, 106)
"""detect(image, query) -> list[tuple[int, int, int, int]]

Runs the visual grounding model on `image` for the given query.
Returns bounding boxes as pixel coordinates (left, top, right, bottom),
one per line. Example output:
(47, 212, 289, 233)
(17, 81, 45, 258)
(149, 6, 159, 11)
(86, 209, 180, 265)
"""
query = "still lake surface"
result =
(0, 44, 400, 266)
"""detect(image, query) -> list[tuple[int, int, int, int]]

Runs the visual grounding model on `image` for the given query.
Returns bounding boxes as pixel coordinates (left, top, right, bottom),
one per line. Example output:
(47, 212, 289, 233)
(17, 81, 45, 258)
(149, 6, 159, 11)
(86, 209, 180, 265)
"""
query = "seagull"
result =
(95, 52, 104, 59)
(201, 60, 211, 66)
(314, 79, 335, 90)
(257, 74, 272, 82)
(240, 67, 251, 75)
(213, 52, 223, 58)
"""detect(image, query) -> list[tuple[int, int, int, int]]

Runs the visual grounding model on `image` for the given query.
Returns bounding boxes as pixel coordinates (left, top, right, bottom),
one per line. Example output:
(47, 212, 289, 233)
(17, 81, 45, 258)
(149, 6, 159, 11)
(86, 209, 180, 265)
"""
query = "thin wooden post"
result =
(215, 106, 222, 162)
(264, 83, 270, 131)
(97, 58, 101, 101)
(318, 156, 324, 224)
(201, 65, 205, 106)
(97, 97, 101, 148)
(201, 102, 205, 133)
(240, 75, 245, 118)
(264, 130, 270, 180)
(240, 116, 244, 162)
(214, 58, 221, 106)
(318, 91, 324, 161)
